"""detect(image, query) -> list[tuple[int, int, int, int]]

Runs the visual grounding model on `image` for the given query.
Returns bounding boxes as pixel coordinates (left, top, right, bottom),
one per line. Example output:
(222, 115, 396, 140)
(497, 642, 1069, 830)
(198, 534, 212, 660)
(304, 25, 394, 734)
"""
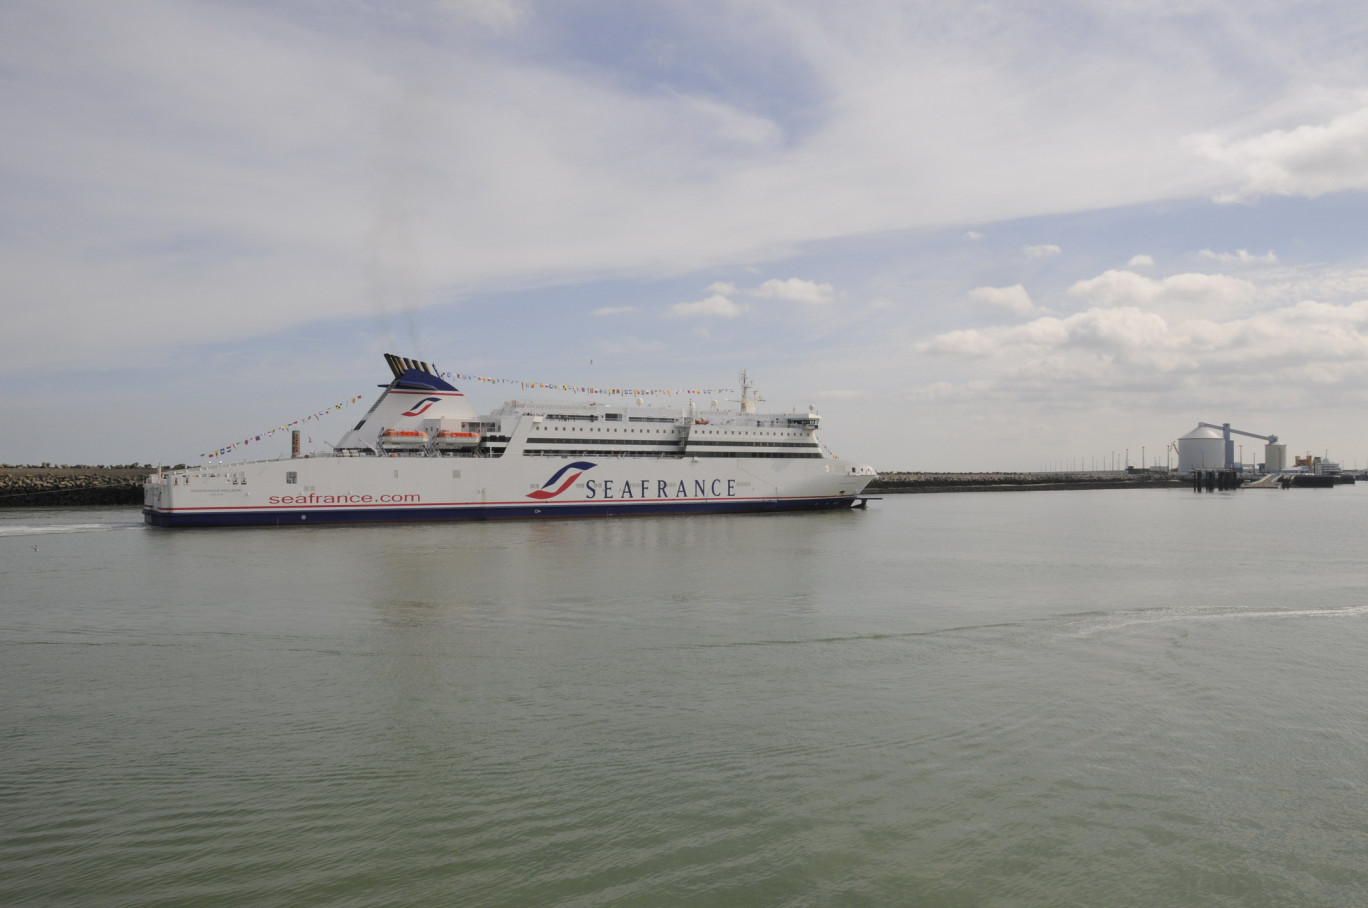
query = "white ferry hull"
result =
(144, 354, 877, 528)
(144, 456, 874, 527)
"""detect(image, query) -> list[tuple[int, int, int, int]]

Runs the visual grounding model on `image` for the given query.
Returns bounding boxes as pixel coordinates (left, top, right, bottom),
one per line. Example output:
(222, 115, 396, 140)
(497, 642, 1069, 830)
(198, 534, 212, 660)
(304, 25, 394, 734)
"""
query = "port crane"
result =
(1198, 422, 1277, 470)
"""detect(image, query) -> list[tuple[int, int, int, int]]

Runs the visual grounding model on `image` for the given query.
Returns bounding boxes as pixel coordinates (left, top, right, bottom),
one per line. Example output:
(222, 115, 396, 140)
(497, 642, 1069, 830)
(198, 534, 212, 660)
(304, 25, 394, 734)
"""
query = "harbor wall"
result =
(0, 465, 1191, 508)
(866, 471, 1186, 493)
(0, 466, 152, 507)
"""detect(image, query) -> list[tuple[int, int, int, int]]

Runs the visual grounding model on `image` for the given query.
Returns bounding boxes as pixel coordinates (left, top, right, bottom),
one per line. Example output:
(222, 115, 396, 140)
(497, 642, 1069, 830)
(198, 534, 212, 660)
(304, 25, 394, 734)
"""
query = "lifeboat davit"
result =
(379, 429, 430, 450)
(433, 430, 481, 450)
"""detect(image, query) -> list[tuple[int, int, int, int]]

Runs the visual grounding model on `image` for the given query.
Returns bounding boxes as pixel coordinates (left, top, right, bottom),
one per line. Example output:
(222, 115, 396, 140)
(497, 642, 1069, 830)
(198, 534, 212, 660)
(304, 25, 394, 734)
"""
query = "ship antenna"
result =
(737, 369, 762, 414)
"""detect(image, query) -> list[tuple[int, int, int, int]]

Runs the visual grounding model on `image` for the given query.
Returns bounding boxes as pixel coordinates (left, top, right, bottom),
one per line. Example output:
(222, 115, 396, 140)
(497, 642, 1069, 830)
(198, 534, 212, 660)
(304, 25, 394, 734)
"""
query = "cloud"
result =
(662, 276, 836, 320)
(1197, 249, 1277, 265)
(1192, 105, 1368, 201)
(751, 278, 835, 304)
(964, 231, 984, 241)
(917, 291, 1368, 401)
(665, 294, 744, 319)
(906, 257, 1368, 434)
(592, 306, 637, 316)
(969, 284, 1041, 316)
(1024, 244, 1061, 258)
(917, 328, 1003, 358)
(1251, 265, 1368, 308)
(1127, 254, 1154, 268)
(1067, 269, 1257, 320)
(3, 2, 1368, 378)
(919, 309, 1171, 362)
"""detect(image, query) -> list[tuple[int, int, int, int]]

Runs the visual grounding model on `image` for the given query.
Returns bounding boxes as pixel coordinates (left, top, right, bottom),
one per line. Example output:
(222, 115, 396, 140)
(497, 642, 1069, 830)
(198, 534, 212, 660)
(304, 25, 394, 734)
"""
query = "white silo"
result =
(1177, 425, 1226, 472)
(1264, 443, 1287, 472)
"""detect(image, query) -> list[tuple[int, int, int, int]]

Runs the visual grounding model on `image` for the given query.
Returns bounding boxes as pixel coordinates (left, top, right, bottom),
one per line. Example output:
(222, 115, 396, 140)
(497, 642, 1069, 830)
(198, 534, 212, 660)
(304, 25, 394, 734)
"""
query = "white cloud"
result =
(1067, 269, 1257, 320)
(1252, 266, 1368, 308)
(592, 306, 637, 316)
(8, 1, 1365, 374)
(964, 231, 984, 241)
(902, 258, 1368, 456)
(1197, 249, 1278, 264)
(917, 295, 1368, 400)
(662, 276, 837, 320)
(918, 328, 1000, 358)
(969, 284, 1040, 316)
(1127, 254, 1155, 268)
(1024, 244, 1062, 258)
(665, 294, 744, 319)
(1192, 105, 1368, 201)
(751, 278, 835, 304)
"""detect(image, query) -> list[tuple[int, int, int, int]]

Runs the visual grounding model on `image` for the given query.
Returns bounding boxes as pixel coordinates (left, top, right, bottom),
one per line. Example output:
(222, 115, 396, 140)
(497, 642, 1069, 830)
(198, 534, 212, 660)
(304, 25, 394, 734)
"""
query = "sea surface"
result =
(4, 487, 1368, 906)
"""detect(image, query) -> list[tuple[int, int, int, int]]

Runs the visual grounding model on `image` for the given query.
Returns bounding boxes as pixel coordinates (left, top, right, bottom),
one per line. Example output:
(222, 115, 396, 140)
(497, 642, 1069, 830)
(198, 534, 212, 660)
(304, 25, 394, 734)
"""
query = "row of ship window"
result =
(524, 437, 817, 448)
(526, 426, 802, 435)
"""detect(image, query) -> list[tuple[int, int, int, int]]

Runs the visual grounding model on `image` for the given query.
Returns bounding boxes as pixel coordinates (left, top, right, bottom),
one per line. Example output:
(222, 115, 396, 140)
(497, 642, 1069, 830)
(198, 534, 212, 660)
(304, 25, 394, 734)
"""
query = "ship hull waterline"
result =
(144, 456, 874, 528)
(143, 495, 863, 527)
(143, 353, 878, 528)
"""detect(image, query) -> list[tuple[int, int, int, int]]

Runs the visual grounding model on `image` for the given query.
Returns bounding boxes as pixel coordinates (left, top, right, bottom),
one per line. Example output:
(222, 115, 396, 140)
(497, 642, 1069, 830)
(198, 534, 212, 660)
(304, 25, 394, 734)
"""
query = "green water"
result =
(4, 488, 1368, 905)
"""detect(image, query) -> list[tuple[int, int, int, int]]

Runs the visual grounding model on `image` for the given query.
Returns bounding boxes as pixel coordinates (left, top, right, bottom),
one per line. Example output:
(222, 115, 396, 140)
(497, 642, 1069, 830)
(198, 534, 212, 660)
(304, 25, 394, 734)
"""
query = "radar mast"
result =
(737, 370, 764, 414)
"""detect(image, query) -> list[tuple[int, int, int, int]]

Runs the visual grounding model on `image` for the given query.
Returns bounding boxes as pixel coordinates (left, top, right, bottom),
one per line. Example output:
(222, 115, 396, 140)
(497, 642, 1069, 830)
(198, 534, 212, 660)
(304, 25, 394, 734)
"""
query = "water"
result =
(4, 488, 1368, 906)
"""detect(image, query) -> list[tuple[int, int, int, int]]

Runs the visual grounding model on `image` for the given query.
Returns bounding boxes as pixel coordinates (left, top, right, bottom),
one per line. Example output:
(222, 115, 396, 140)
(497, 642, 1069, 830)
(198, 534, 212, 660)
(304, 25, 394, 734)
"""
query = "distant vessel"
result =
(144, 354, 878, 527)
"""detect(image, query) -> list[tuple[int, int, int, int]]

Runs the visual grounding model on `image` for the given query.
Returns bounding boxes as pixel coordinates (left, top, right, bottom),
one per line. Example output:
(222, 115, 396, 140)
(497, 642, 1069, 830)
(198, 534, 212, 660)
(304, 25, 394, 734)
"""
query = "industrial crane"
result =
(1198, 422, 1278, 470)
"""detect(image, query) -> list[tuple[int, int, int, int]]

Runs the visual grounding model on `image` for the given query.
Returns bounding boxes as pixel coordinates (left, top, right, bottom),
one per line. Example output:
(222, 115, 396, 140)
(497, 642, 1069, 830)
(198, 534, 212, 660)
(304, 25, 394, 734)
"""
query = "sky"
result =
(4, 0, 1368, 471)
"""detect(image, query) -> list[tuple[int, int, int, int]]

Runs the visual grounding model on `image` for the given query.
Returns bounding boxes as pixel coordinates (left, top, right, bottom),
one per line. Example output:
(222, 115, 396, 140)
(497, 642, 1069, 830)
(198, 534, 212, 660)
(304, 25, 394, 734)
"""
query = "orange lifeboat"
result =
(433, 430, 481, 449)
(379, 429, 430, 450)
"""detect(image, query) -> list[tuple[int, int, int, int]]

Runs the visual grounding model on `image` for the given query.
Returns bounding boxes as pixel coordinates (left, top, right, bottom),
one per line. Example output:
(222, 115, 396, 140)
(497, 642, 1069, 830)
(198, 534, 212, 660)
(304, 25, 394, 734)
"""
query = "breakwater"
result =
(2, 466, 1190, 508)
(867, 471, 1186, 493)
(0, 466, 152, 508)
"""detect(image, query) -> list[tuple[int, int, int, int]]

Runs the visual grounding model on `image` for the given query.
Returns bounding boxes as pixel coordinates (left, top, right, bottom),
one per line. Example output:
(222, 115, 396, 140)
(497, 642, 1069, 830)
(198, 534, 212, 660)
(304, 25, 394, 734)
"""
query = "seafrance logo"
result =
(401, 396, 443, 417)
(528, 462, 740, 502)
(527, 461, 596, 500)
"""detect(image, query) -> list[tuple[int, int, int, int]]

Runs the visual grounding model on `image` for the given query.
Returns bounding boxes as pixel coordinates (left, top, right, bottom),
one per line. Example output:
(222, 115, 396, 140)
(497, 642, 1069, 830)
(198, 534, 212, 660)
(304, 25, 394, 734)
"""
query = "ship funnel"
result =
(337, 354, 475, 452)
(384, 353, 440, 381)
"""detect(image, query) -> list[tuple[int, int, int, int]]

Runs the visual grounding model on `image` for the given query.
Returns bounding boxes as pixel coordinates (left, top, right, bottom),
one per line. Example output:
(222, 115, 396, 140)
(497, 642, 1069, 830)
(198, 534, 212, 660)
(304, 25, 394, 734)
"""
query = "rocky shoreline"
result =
(865, 471, 1186, 493)
(0, 466, 155, 508)
(2, 465, 1187, 509)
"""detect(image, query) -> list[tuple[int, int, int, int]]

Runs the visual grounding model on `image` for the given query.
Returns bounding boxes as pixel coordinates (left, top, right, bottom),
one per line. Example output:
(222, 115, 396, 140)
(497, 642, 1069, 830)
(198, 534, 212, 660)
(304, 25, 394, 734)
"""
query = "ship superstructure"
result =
(144, 354, 877, 527)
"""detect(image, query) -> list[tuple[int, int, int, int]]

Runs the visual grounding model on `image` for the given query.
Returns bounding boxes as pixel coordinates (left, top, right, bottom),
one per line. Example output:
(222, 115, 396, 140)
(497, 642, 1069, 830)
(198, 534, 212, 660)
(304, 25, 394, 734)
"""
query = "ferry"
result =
(143, 354, 878, 527)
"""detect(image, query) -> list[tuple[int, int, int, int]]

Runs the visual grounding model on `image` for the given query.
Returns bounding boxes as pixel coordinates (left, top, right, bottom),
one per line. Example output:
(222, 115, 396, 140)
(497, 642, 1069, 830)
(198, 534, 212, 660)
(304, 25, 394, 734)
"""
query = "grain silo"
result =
(1177, 425, 1226, 472)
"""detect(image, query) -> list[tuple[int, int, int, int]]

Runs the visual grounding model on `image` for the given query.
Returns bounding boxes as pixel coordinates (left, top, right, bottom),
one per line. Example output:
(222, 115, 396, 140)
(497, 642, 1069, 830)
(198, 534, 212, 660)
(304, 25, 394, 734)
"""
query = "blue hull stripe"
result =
(143, 496, 859, 527)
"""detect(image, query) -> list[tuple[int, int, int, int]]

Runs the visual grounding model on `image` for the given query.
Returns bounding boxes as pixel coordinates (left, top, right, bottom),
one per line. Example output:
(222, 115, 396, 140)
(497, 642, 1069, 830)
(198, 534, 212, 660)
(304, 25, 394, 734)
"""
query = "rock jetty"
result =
(867, 471, 1186, 493)
(0, 465, 155, 508)
(1, 465, 1187, 509)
